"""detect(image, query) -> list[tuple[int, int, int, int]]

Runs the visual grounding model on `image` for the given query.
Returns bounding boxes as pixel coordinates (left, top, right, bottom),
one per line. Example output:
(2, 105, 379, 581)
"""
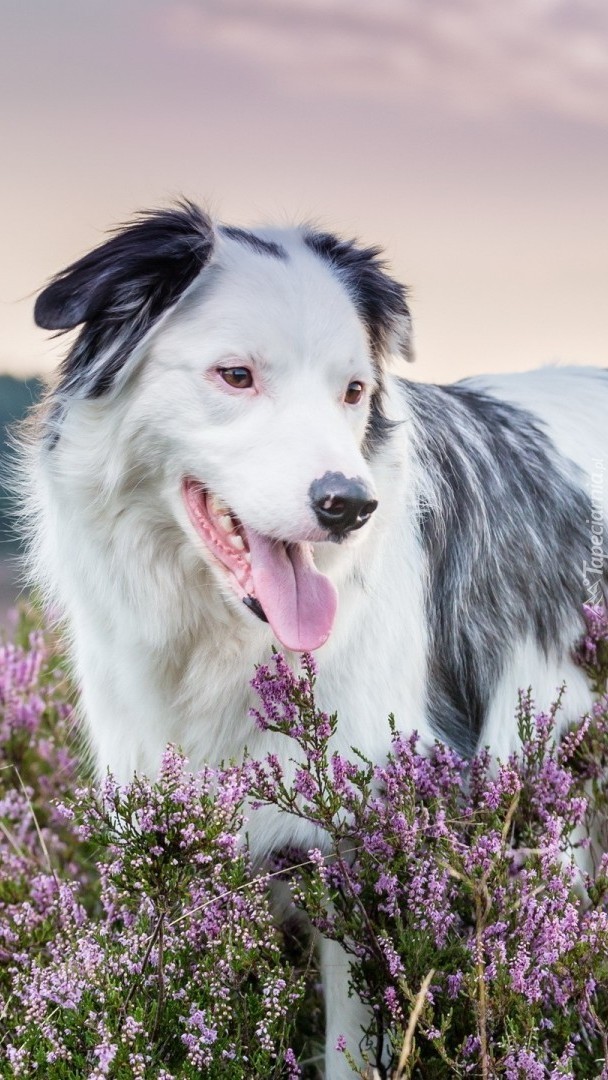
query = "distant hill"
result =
(0, 375, 43, 551)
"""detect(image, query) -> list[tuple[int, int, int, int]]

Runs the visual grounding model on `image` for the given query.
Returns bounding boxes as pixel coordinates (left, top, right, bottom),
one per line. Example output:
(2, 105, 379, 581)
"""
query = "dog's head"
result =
(35, 201, 411, 651)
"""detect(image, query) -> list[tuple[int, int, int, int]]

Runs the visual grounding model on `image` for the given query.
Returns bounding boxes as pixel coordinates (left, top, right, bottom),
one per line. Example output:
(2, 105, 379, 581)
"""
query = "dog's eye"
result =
(344, 381, 364, 405)
(219, 367, 253, 389)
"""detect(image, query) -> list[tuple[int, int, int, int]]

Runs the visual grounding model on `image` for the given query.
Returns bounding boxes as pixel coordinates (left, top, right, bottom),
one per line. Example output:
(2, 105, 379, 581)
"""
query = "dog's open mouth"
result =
(182, 478, 338, 652)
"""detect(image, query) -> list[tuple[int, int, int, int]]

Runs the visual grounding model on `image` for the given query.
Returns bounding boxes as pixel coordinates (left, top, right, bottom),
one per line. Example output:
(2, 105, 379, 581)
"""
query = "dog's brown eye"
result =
(219, 367, 253, 389)
(344, 381, 364, 405)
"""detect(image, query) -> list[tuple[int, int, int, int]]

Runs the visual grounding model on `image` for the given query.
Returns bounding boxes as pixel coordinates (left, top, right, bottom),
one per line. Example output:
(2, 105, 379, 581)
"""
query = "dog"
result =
(22, 201, 607, 1078)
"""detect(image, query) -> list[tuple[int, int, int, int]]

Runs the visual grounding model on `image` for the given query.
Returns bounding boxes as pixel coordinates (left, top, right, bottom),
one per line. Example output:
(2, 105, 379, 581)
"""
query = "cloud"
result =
(152, 0, 608, 125)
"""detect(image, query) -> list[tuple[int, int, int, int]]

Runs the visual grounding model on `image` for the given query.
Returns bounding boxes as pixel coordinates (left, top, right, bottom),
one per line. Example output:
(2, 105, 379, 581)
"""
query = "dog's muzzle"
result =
(309, 472, 378, 538)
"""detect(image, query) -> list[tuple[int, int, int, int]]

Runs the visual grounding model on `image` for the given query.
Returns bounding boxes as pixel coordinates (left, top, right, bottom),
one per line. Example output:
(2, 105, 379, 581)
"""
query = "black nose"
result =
(310, 472, 378, 536)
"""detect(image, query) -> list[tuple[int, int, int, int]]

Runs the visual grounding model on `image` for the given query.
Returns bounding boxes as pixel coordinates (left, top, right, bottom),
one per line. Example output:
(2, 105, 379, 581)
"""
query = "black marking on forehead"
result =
(403, 378, 598, 758)
(303, 230, 411, 362)
(220, 226, 287, 259)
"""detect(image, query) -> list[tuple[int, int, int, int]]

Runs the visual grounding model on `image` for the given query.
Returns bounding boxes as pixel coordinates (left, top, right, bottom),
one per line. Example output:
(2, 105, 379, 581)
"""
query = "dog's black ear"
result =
(35, 201, 214, 397)
(304, 230, 413, 362)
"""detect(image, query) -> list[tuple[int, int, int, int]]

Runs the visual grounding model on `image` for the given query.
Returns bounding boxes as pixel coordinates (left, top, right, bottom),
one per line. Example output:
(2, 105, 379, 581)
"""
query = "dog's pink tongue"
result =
(246, 531, 337, 652)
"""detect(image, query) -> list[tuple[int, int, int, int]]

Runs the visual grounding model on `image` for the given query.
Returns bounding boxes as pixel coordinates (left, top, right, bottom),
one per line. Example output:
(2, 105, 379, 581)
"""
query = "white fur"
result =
(22, 222, 607, 1078)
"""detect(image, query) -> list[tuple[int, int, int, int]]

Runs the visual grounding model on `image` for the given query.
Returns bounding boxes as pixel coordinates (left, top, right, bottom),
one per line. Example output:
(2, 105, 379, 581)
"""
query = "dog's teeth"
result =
(209, 495, 229, 516)
(219, 514, 234, 532)
(229, 533, 245, 551)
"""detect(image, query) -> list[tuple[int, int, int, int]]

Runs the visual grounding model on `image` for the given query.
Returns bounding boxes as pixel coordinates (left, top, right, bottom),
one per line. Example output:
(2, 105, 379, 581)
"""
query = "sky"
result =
(1, 0, 607, 384)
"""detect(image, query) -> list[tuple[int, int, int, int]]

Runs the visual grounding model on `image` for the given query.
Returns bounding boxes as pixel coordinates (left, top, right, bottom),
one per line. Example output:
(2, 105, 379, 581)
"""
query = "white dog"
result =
(23, 202, 607, 1078)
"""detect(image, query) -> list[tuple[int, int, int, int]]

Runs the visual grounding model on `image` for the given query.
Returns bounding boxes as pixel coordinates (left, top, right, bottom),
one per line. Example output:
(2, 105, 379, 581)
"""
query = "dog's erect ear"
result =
(35, 201, 214, 398)
(304, 230, 413, 363)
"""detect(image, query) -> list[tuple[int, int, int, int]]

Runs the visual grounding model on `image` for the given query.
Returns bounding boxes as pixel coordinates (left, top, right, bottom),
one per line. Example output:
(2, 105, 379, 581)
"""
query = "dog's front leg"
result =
(320, 935, 385, 1080)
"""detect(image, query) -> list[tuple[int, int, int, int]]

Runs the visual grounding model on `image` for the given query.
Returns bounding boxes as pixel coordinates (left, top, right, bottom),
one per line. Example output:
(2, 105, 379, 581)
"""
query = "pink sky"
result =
(1, 0, 606, 383)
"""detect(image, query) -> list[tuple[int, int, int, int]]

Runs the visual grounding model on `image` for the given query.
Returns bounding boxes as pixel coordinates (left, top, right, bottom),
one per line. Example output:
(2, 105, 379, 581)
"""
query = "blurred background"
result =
(1, 0, 607, 615)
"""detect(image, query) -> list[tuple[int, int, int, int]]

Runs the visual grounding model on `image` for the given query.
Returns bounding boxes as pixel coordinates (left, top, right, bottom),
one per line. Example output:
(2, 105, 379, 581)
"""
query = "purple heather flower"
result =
(3, 621, 608, 1076)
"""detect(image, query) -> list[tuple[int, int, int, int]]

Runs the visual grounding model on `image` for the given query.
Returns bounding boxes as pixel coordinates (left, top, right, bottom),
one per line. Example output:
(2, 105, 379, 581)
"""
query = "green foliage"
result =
(0, 375, 41, 549)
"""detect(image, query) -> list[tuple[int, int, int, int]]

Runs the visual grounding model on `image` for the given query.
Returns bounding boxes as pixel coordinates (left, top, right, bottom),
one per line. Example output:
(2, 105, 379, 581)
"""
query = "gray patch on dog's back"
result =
(403, 379, 601, 756)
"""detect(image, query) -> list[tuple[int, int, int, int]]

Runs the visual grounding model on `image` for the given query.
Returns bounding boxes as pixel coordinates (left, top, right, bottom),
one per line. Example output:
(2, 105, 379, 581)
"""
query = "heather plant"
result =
(0, 620, 303, 1078)
(0, 617, 93, 989)
(1, 606, 608, 1078)
(248, 609, 608, 1079)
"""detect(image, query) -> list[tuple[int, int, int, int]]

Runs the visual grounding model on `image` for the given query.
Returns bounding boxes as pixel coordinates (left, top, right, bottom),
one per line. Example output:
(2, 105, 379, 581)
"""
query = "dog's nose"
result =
(310, 472, 378, 536)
